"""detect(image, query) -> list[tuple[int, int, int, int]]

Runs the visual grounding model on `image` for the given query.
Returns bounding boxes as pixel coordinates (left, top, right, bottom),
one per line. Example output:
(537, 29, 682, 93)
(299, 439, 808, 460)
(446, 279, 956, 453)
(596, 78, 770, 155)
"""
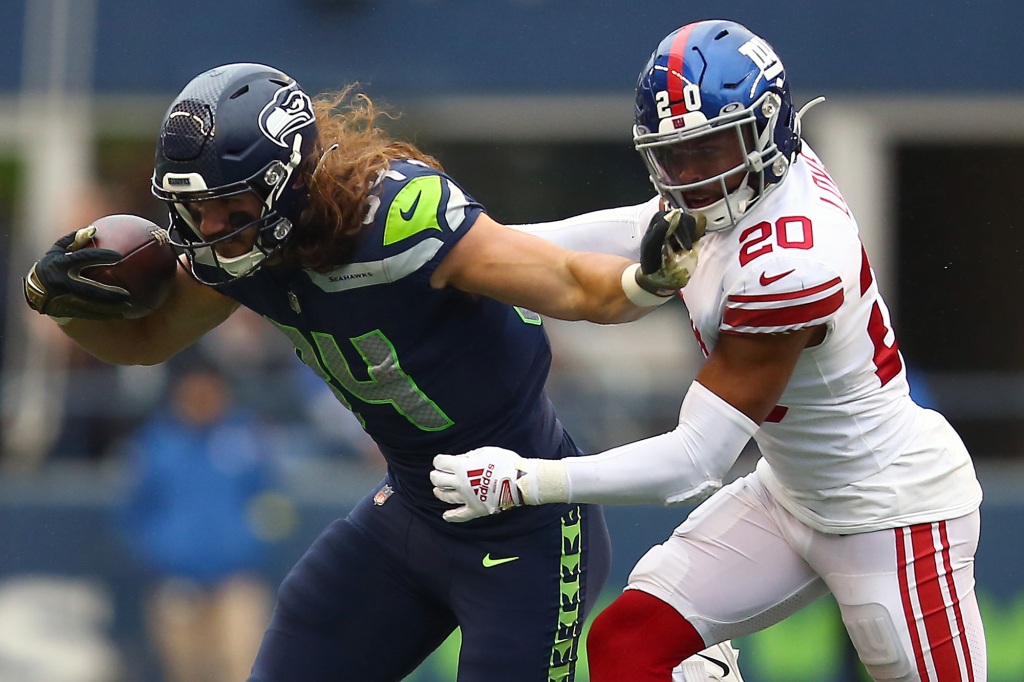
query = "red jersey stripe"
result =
(729, 277, 842, 304)
(667, 24, 696, 116)
(860, 246, 872, 296)
(724, 289, 844, 329)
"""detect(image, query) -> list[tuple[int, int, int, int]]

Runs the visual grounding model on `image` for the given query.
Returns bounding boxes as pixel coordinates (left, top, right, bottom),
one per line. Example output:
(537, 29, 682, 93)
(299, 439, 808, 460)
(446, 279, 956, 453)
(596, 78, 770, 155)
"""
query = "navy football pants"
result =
(248, 481, 611, 681)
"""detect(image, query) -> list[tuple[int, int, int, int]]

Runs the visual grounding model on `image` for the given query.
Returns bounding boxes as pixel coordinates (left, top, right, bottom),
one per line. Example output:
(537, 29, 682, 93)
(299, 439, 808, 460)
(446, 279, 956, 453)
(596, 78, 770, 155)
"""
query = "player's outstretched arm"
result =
(508, 197, 660, 258)
(431, 328, 816, 521)
(431, 210, 702, 323)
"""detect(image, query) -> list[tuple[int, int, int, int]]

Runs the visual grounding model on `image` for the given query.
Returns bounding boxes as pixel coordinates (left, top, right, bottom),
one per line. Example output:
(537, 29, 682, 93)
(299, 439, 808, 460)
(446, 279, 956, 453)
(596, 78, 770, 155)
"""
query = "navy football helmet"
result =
(152, 63, 318, 283)
(634, 20, 804, 231)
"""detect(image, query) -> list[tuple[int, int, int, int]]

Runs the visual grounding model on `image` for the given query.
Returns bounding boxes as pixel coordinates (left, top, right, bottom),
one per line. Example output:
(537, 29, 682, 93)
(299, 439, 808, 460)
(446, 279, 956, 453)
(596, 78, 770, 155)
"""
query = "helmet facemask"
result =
(635, 89, 789, 232)
(161, 138, 305, 284)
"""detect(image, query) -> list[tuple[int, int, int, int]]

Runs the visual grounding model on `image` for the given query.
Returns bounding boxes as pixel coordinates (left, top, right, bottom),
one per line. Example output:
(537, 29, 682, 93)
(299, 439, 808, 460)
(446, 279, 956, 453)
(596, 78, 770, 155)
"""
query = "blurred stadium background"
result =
(1, 1, 1024, 680)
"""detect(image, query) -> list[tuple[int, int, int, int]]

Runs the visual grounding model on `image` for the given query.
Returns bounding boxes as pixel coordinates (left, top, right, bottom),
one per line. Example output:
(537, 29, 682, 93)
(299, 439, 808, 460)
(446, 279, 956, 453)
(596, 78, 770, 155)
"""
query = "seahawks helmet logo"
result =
(258, 84, 315, 148)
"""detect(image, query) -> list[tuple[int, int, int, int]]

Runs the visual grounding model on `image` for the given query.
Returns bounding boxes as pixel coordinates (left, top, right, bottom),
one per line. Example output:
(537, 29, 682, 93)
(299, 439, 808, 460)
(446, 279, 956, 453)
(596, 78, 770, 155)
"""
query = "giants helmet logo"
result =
(738, 37, 784, 91)
(259, 84, 315, 148)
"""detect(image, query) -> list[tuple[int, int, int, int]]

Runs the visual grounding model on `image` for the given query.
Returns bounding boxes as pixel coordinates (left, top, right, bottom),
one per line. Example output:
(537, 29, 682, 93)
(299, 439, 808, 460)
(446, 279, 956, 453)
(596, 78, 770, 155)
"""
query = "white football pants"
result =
(628, 472, 985, 682)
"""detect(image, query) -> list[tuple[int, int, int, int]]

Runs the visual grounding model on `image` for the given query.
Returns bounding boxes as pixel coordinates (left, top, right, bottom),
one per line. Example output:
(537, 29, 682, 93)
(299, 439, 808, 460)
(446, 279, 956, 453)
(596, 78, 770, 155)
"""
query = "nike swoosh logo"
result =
(696, 653, 731, 678)
(759, 268, 795, 286)
(482, 553, 520, 568)
(400, 191, 422, 221)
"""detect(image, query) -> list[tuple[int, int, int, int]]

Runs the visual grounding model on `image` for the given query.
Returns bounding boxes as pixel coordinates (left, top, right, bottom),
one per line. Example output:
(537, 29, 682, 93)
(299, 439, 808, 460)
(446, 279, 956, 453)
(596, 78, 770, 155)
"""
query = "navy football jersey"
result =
(216, 160, 576, 532)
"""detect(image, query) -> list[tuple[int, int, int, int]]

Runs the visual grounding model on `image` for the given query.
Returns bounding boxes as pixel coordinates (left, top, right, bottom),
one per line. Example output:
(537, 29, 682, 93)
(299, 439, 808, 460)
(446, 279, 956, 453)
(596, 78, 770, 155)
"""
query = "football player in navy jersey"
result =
(22, 64, 701, 681)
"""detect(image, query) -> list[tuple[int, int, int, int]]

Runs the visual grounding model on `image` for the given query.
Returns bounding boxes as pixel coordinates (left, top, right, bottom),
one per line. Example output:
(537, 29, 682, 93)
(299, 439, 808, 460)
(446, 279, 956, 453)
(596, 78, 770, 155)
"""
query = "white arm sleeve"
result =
(521, 381, 758, 507)
(508, 196, 661, 258)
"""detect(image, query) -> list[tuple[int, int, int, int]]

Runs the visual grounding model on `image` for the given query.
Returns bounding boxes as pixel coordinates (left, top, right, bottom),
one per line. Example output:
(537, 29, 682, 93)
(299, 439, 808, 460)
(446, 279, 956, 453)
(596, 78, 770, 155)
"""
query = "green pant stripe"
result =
(548, 506, 583, 682)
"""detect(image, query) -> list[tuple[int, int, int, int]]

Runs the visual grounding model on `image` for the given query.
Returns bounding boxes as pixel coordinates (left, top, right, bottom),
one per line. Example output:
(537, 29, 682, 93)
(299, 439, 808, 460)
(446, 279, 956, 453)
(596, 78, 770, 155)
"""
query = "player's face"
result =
(655, 128, 748, 208)
(182, 192, 265, 258)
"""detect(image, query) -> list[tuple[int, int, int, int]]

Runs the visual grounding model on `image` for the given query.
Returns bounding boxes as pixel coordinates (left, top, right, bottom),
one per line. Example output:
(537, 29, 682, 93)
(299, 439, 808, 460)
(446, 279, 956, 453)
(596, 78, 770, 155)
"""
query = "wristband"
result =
(620, 263, 673, 308)
(515, 458, 569, 505)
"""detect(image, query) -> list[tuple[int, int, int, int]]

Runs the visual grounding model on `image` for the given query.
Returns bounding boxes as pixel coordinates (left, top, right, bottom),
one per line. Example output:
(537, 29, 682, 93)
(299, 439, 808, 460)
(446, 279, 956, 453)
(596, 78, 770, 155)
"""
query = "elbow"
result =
(575, 291, 649, 325)
(662, 479, 723, 507)
(75, 330, 179, 367)
(81, 347, 167, 367)
(121, 341, 184, 366)
(131, 353, 174, 367)
(596, 302, 649, 325)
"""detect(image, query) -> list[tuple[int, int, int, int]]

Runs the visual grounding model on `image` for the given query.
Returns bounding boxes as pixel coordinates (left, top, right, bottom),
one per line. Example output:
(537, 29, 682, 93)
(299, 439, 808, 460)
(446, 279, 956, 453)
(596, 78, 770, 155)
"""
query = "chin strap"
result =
(702, 185, 756, 232)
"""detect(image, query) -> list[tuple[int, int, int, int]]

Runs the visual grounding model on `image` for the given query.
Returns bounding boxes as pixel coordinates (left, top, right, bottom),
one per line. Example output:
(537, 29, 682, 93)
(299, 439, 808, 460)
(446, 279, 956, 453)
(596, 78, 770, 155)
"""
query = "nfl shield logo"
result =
(374, 484, 394, 506)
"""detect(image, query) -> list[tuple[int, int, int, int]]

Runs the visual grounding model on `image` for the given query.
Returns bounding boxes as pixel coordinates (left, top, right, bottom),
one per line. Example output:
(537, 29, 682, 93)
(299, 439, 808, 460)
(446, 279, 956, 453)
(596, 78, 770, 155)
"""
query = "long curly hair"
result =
(284, 85, 442, 271)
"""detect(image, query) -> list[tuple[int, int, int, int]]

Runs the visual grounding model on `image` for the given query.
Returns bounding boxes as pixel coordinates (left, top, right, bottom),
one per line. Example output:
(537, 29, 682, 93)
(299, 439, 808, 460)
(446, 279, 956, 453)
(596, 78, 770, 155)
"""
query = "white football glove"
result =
(431, 447, 536, 523)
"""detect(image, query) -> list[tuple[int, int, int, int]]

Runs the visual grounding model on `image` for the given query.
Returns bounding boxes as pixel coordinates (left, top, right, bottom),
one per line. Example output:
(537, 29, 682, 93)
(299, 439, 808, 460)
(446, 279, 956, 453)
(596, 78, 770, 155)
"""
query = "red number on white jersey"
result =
(860, 247, 903, 386)
(738, 216, 814, 266)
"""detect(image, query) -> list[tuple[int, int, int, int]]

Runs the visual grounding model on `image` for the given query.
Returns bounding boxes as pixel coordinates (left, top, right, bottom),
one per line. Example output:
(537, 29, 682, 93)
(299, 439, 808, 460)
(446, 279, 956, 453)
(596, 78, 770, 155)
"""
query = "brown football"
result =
(81, 214, 179, 317)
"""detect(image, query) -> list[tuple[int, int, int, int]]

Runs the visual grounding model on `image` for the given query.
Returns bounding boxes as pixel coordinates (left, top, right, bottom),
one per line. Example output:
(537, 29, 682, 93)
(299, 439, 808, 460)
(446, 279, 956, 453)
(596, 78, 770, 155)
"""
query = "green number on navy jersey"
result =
(272, 322, 453, 432)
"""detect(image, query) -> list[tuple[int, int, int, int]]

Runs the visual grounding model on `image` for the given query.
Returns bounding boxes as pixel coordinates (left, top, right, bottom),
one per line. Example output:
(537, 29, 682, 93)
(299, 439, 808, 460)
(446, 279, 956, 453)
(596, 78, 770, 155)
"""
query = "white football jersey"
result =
(682, 145, 982, 533)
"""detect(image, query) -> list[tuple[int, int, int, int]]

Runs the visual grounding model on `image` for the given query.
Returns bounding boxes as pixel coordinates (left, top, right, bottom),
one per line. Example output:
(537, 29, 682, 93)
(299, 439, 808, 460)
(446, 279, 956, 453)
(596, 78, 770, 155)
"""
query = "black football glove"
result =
(23, 227, 135, 321)
(636, 208, 706, 295)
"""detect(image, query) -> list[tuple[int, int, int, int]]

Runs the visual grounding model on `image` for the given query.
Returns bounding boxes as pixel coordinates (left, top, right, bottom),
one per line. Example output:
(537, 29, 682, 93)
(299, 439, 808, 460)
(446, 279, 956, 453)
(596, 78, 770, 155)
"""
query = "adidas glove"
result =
(636, 208, 706, 295)
(431, 448, 535, 523)
(23, 227, 133, 321)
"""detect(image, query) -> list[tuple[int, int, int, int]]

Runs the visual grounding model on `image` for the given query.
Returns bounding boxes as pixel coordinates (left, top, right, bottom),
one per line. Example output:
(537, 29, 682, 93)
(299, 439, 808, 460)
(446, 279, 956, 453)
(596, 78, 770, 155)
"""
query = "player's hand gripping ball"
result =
(24, 214, 179, 321)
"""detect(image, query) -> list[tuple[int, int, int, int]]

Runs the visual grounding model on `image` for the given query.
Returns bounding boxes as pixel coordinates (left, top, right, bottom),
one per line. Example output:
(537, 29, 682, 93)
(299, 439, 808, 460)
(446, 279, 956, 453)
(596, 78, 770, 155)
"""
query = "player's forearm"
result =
(520, 382, 758, 507)
(562, 253, 664, 324)
(483, 253, 657, 324)
(59, 274, 237, 366)
(509, 197, 659, 258)
(56, 316, 164, 365)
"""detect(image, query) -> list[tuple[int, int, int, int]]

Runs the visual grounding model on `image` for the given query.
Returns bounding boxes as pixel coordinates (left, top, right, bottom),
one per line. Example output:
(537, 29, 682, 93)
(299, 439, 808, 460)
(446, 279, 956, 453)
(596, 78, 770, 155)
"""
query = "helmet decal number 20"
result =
(273, 321, 454, 432)
(655, 85, 701, 119)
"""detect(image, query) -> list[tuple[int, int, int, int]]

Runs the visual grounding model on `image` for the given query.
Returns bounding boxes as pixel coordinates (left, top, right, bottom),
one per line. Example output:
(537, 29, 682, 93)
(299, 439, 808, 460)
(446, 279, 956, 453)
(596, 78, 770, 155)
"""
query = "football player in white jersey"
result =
(431, 19, 986, 682)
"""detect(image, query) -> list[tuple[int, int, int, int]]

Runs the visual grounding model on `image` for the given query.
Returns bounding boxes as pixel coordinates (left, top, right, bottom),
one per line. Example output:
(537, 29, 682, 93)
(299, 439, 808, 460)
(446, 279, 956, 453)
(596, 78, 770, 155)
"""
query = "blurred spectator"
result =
(294, 364, 385, 467)
(197, 306, 384, 467)
(115, 358, 293, 682)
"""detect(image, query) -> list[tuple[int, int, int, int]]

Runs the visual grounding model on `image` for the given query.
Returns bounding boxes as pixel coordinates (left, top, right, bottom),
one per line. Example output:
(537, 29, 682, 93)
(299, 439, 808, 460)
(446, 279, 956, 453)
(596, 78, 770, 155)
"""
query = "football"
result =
(81, 214, 179, 317)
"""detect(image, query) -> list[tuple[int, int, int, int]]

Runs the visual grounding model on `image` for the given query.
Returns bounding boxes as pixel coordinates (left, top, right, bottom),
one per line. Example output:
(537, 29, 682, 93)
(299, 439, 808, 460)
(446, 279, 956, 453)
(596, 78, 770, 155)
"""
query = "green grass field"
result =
(403, 589, 1020, 681)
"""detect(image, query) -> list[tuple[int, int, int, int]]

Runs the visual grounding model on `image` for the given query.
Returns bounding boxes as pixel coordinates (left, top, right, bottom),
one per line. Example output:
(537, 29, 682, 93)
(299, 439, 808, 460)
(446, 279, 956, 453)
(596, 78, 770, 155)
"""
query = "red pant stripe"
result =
(898, 522, 975, 681)
(937, 521, 975, 682)
(913, 522, 964, 680)
(896, 526, 932, 682)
